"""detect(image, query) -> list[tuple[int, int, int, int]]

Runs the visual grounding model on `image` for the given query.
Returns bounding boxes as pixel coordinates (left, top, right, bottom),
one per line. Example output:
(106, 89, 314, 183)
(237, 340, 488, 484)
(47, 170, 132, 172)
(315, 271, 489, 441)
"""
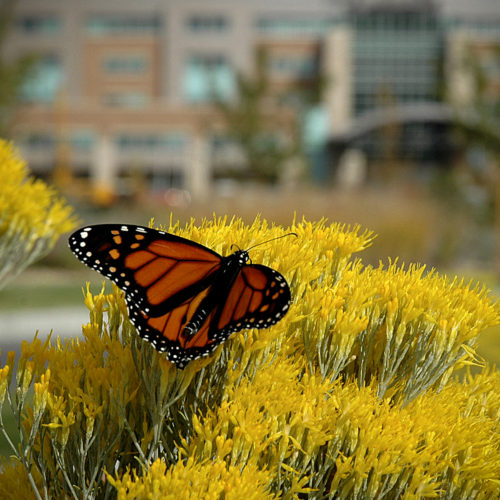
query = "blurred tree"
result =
(0, 0, 37, 136)
(376, 83, 401, 182)
(214, 49, 302, 183)
(453, 44, 500, 155)
(450, 40, 500, 272)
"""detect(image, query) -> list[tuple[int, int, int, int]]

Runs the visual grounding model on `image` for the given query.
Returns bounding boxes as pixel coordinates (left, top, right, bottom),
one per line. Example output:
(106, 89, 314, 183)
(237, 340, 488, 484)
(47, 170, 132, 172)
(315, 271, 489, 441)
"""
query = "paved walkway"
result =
(0, 307, 88, 347)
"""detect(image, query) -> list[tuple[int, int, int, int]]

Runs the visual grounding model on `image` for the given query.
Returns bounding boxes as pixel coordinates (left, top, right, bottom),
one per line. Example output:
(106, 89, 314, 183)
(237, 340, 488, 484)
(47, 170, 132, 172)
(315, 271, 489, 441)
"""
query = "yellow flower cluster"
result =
(0, 459, 41, 500)
(0, 139, 76, 288)
(291, 258, 499, 403)
(0, 216, 498, 498)
(108, 457, 280, 500)
(181, 362, 500, 498)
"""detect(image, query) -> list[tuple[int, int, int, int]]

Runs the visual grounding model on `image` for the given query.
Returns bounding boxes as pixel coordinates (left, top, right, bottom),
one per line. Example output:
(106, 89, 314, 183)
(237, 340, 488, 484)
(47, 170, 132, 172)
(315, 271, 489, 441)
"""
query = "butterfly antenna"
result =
(246, 232, 298, 252)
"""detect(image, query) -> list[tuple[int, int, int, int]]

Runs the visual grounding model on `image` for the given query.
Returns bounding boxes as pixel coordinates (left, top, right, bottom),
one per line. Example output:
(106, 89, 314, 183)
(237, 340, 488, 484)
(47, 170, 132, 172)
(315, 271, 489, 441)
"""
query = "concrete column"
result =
(91, 134, 117, 205)
(445, 30, 475, 109)
(323, 26, 353, 135)
(188, 132, 210, 202)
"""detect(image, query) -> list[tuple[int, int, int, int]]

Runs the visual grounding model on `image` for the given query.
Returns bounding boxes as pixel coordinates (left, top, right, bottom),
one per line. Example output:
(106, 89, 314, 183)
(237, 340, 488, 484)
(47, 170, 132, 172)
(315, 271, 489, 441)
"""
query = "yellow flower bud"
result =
(0, 366, 10, 404)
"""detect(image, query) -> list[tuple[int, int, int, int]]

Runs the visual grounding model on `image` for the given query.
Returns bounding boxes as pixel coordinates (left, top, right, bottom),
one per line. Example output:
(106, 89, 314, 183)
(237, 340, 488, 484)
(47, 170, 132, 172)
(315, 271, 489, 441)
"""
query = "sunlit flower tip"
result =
(0, 365, 9, 381)
(58, 412, 76, 447)
(192, 415, 204, 436)
(33, 371, 50, 416)
(386, 297, 398, 319)
(17, 361, 34, 395)
(6, 351, 16, 376)
(83, 284, 94, 310)
(215, 436, 233, 458)
(44, 422, 63, 430)
(232, 426, 244, 440)
(0, 366, 9, 404)
(85, 417, 96, 440)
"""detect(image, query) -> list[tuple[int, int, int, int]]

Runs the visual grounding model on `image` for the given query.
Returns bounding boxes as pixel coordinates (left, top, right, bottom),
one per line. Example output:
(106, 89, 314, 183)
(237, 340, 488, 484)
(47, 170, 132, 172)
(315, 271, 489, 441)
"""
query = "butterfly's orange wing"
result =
(69, 224, 222, 316)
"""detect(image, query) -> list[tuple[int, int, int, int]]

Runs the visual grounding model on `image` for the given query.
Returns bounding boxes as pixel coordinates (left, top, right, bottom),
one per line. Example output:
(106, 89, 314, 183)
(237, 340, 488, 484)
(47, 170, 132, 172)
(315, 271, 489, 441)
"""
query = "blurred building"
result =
(326, 0, 500, 178)
(3, 0, 500, 196)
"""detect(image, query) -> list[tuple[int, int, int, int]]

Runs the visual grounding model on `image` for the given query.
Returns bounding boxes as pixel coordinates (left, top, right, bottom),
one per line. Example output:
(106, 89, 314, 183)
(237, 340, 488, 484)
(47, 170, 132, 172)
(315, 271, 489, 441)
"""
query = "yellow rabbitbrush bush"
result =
(0, 215, 499, 499)
(292, 259, 498, 403)
(0, 139, 77, 288)
(107, 457, 281, 500)
(182, 363, 500, 498)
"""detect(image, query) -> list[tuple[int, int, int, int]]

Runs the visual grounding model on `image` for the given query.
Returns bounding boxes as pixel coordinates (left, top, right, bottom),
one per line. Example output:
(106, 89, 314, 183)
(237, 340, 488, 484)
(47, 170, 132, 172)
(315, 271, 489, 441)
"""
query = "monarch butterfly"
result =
(68, 224, 292, 368)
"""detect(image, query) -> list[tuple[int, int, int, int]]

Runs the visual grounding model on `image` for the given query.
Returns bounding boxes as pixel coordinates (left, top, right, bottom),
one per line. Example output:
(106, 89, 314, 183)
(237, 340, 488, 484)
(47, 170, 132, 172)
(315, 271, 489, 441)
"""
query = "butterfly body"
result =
(178, 250, 248, 339)
(69, 224, 291, 368)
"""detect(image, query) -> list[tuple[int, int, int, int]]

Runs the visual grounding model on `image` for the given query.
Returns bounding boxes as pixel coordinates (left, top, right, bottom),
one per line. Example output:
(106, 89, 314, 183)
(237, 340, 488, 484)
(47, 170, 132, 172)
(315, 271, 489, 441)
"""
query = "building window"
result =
(102, 92, 149, 108)
(186, 14, 229, 33)
(19, 132, 55, 150)
(86, 16, 161, 36)
(115, 133, 187, 152)
(20, 55, 63, 103)
(17, 15, 60, 34)
(255, 17, 335, 37)
(71, 131, 95, 151)
(268, 53, 319, 79)
(183, 54, 235, 103)
(102, 55, 148, 74)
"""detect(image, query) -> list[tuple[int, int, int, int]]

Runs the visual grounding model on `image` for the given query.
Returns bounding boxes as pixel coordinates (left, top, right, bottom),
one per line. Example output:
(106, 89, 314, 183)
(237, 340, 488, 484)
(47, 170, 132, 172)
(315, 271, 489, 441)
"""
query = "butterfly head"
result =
(235, 249, 250, 266)
(227, 243, 250, 266)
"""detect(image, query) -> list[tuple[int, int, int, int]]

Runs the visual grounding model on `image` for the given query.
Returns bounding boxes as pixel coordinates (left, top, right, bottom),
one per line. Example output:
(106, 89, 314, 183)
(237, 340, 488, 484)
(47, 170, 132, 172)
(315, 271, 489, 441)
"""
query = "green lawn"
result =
(0, 282, 86, 310)
(0, 267, 102, 311)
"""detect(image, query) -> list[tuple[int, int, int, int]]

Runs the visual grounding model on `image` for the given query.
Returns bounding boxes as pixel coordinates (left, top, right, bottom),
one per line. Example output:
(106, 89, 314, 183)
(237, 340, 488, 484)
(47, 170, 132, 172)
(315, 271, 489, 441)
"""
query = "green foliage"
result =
(215, 49, 301, 183)
(0, 216, 499, 499)
(0, 0, 38, 136)
(449, 40, 500, 156)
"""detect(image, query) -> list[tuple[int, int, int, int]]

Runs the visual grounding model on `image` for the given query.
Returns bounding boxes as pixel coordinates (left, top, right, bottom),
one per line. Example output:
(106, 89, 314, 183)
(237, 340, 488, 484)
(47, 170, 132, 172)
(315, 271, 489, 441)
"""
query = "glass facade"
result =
(350, 121, 452, 164)
(183, 54, 235, 102)
(352, 8, 442, 115)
